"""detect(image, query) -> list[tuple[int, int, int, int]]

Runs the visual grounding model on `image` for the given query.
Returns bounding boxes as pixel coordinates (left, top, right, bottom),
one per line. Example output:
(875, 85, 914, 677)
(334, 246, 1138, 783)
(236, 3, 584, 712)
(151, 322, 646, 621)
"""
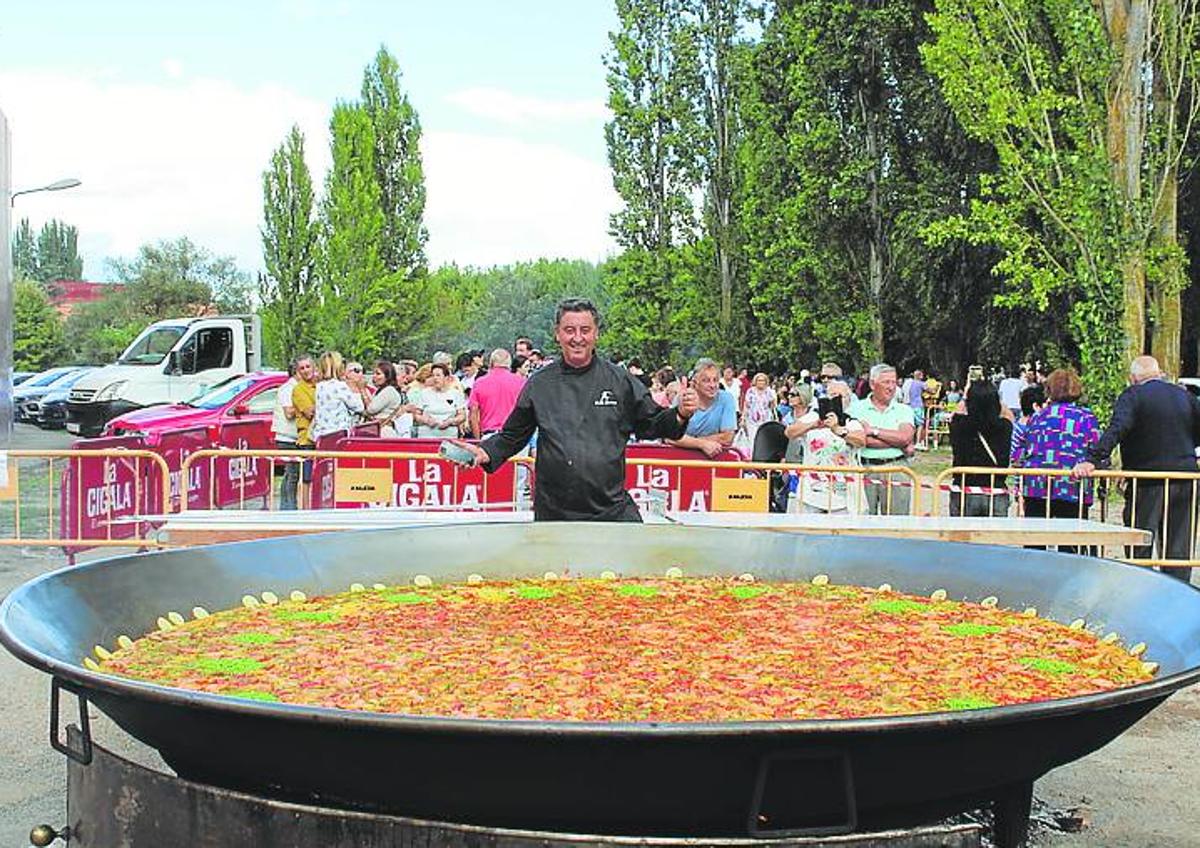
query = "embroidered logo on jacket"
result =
(594, 390, 618, 407)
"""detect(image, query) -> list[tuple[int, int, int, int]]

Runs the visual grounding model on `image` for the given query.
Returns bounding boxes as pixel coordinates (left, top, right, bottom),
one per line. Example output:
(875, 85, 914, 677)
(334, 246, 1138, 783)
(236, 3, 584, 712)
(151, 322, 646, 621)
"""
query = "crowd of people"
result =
(268, 307, 1200, 576)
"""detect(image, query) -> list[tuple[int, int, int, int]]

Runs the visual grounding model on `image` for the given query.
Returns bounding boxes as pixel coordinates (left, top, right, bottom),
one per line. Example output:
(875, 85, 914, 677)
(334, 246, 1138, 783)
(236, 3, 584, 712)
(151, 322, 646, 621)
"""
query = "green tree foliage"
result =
(12, 279, 65, 370)
(10, 218, 83, 284)
(260, 125, 321, 366)
(679, 0, 755, 357)
(36, 220, 84, 282)
(317, 103, 396, 358)
(11, 219, 37, 281)
(741, 0, 931, 371)
(361, 46, 428, 279)
(462, 259, 612, 354)
(65, 238, 249, 363)
(109, 237, 245, 316)
(605, 0, 705, 364)
(921, 0, 1200, 414)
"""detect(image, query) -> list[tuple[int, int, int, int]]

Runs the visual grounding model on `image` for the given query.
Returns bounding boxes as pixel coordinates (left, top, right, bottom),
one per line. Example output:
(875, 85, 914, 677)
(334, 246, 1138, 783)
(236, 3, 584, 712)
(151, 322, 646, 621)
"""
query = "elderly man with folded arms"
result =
(847, 363, 916, 515)
(1073, 355, 1200, 583)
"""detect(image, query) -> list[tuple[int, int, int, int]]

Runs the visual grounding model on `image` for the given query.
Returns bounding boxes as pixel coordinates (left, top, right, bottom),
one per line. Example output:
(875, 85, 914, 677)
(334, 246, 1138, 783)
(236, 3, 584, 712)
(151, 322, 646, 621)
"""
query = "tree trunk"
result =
(859, 82, 885, 360)
(1150, 114, 1182, 376)
(1148, 0, 1184, 377)
(1103, 0, 1151, 361)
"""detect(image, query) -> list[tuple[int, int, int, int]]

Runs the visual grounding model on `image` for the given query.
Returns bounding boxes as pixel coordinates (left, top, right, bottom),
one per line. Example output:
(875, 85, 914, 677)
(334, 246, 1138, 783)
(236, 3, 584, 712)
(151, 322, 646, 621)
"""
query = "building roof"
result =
(46, 279, 124, 316)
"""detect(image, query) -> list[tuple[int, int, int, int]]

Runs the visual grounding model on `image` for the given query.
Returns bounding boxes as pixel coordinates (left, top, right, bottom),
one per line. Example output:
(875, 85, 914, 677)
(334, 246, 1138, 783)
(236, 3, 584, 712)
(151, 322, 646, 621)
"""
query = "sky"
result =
(0, 1, 621, 280)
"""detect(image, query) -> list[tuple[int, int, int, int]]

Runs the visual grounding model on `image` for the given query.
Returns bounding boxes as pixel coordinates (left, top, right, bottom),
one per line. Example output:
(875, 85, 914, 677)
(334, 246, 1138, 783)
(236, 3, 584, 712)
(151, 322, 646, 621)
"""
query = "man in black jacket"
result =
(1073, 356, 1200, 582)
(456, 299, 699, 521)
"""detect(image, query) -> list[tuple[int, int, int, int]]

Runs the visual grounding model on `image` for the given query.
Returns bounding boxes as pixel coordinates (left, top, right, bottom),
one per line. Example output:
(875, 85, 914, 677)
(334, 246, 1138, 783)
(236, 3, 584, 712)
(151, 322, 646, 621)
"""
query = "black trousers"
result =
(1123, 478, 1196, 584)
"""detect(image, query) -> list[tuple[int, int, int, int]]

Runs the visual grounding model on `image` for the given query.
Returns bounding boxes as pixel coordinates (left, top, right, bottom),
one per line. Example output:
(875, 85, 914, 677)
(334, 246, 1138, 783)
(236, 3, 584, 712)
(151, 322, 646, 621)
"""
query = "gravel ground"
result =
(0, 424, 1195, 846)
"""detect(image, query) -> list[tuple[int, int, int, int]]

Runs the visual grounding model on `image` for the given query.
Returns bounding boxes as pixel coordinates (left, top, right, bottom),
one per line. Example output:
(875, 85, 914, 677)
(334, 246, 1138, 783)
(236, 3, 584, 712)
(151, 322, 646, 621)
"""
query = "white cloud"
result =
(445, 87, 608, 125)
(423, 130, 619, 268)
(161, 59, 185, 80)
(0, 70, 618, 281)
(0, 69, 330, 279)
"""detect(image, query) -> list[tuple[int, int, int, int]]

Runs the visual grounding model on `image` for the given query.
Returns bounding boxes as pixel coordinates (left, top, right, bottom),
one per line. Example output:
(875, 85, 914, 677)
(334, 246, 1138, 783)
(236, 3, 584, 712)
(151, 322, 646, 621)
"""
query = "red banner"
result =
(311, 437, 518, 511)
(156, 427, 210, 510)
(209, 418, 274, 508)
(624, 444, 744, 512)
(60, 437, 167, 550)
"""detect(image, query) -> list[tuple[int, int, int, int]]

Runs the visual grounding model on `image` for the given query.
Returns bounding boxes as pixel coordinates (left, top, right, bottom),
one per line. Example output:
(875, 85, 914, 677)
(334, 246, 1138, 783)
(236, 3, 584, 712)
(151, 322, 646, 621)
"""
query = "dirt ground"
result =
(0, 424, 1196, 846)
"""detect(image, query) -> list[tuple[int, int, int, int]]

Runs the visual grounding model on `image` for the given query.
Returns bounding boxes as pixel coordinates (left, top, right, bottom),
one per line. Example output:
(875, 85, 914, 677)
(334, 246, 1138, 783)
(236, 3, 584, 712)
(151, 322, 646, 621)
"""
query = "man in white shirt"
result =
(720, 365, 742, 410)
(271, 356, 313, 510)
(998, 367, 1027, 417)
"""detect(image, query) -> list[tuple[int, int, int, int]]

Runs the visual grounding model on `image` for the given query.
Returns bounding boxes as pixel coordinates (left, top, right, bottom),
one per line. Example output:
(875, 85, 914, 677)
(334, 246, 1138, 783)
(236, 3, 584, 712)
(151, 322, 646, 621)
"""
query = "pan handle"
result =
(747, 748, 857, 838)
(49, 678, 93, 765)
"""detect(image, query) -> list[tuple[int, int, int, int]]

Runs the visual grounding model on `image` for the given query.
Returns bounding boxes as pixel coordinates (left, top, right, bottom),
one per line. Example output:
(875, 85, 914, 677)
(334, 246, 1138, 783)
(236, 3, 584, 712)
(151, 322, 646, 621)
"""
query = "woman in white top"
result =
(783, 380, 866, 513)
(413, 363, 466, 438)
(364, 360, 412, 438)
(310, 350, 367, 442)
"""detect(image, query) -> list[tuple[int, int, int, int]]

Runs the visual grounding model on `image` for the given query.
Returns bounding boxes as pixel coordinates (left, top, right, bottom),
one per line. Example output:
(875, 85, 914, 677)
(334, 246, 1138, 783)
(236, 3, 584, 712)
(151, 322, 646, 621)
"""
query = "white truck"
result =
(66, 315, 263, 437)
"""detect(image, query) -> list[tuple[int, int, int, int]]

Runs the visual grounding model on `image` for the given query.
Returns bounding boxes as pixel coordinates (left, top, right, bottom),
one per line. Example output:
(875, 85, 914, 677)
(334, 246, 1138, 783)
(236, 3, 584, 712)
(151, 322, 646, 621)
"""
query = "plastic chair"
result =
(751, 421, 790, 512)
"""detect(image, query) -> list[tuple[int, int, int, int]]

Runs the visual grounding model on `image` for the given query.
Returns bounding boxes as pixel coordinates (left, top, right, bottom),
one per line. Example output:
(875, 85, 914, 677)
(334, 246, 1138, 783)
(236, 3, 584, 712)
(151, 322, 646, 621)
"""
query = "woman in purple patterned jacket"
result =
(1010, 369, 1100, 552)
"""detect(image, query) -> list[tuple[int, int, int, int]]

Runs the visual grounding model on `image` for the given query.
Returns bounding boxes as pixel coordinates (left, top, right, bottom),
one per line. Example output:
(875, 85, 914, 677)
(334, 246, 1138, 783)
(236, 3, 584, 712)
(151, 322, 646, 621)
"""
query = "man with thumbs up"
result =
(667, 358, 737, 458)
(452, 298, 699, 521)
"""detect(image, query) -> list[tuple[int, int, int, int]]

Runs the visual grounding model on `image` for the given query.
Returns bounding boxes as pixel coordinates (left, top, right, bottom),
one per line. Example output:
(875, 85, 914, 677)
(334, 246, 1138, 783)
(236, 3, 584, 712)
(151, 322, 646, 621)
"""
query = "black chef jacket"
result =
(479, 356, 687, 521)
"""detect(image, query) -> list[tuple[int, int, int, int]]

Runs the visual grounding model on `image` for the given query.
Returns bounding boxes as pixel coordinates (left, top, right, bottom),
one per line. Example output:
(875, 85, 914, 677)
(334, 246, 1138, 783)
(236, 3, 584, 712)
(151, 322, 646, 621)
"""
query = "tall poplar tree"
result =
(740, 0, 914, 368)
(361, 46, 428, 279)
(318, 103, 394, 358)
(260, 125, 321, 365)
(604, 0, 705, 363)
(680, 0, 755, 359)
(12, 218, 37, 281)
(36, 220, 83, 282)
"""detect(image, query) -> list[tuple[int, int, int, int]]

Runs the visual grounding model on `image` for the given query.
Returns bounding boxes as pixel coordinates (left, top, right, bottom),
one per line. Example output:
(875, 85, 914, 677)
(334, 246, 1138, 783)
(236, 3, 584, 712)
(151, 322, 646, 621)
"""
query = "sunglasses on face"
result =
(819, 374, 834, 381)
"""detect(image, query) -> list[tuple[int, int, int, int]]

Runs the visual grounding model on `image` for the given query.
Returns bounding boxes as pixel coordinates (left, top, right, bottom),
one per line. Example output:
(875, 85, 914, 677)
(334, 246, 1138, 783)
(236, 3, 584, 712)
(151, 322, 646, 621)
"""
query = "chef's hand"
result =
(448, 440, 489, 468)
(677, 376, 699, 419)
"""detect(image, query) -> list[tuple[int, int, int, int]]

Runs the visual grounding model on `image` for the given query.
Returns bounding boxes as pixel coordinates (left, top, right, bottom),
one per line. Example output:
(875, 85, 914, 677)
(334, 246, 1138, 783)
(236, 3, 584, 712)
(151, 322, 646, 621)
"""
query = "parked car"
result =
(13, 367, 86, 422)
(28, 368, 98, 429)
(103, 371, 288, 444)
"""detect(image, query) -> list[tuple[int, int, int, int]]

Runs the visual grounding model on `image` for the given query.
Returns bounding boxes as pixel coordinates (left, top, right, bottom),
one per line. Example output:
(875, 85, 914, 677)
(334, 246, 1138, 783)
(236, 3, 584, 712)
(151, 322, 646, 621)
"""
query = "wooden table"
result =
(142, 509, 1150, 550)
(663, 513, 1152, 548)
(154, 509, 532, 546)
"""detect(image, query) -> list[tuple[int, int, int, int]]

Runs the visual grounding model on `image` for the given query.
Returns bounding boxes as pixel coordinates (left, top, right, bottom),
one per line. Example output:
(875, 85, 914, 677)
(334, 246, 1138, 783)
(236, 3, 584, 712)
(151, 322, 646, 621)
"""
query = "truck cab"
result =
(67, 315, 262, 437)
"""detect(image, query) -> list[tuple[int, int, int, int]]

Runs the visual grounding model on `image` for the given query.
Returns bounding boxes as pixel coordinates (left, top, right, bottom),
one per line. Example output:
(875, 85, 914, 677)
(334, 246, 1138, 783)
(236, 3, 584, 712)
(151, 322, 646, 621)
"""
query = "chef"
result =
(454, 298, 699, 521)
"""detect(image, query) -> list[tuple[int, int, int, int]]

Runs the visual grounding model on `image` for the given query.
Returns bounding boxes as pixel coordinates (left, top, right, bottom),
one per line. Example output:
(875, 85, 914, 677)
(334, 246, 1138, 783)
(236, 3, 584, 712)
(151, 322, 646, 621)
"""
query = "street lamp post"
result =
(0, 108, 12, 448)
(0, 108, 82, 446)
(10, 177, 82, 206)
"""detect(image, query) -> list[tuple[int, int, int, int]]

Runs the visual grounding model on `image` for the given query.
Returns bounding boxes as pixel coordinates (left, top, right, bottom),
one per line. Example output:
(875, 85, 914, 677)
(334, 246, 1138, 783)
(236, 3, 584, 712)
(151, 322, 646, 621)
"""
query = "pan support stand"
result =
(991, 781, 1033, 848)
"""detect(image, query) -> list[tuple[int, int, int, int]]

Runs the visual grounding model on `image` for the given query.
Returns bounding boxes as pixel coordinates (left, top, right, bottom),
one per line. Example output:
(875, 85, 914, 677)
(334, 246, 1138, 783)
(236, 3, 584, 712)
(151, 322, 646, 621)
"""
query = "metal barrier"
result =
(179, 449, 523, 512)
(179, 447, 922, 516)
(933, 466, 1200, 570)
(0, 449, 172, 551)
(626, 457, 923, 516)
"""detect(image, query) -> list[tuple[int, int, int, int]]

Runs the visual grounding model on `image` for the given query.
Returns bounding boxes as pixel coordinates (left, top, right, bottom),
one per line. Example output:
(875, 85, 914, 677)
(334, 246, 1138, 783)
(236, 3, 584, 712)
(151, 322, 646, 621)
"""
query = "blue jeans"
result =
(277, 440, 308, 510)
